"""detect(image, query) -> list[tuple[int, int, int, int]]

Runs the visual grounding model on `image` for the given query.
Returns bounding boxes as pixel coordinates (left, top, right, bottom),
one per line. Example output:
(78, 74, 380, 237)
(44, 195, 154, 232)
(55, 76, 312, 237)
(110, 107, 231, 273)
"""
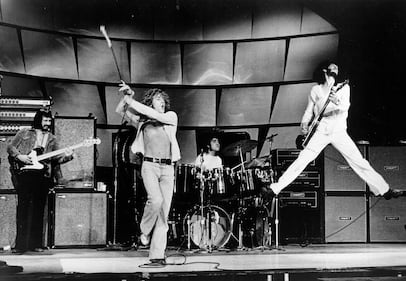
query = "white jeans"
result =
(272, 130, 390, 195)
(140, 161, 174, 259)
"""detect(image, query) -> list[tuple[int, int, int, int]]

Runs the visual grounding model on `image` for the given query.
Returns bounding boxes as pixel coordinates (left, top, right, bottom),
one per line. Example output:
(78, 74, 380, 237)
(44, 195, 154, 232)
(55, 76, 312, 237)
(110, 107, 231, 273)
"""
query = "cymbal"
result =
(245, 155, 272, 169)
(221, 139, 258, 156)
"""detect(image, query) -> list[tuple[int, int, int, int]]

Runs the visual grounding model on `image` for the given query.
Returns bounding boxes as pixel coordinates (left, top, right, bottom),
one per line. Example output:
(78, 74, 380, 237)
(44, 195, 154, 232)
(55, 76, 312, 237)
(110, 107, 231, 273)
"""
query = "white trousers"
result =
(272, 130, 390, 195)
(140, 161, 174, 259)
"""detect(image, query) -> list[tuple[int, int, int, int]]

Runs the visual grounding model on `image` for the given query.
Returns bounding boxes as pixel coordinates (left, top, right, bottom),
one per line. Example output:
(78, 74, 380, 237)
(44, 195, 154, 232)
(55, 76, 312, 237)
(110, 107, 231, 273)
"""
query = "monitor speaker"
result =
(324, 195, 367, 242)
(51, 191, 107, 247)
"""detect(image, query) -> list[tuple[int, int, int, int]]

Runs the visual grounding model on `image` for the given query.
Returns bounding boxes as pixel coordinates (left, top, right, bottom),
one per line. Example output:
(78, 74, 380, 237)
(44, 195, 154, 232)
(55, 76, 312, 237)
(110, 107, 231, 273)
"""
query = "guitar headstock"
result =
(82, 137, 101, 146)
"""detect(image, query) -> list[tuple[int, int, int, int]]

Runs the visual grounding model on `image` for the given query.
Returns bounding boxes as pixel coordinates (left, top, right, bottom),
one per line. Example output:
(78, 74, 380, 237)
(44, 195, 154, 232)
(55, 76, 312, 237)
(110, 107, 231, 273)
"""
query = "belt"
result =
(144, 157, 172, 165)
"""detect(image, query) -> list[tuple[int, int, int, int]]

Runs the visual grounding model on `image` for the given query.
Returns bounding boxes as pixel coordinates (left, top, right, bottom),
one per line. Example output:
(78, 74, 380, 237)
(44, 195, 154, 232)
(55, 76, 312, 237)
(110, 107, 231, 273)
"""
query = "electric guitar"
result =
(10, 137, 101, 172)
(299, 79, 350, 149)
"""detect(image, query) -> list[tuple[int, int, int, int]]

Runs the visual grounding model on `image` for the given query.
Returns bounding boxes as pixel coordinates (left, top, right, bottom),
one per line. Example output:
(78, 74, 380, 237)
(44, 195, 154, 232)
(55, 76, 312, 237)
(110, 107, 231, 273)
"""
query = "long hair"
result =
(313, 60, 338, 85)
(141, 88, 170, 112)
(32, 108, 52, 130)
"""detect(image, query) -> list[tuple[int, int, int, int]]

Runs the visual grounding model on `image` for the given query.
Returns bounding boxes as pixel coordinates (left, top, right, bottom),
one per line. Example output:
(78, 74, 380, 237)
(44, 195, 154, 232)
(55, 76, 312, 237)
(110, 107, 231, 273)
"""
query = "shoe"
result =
(383, 188, 404, 200)
(32, 248, 44, 252)
(11, 249, 25, 255)
(140, 233, 150, 246)
(148, 259, 166, 266)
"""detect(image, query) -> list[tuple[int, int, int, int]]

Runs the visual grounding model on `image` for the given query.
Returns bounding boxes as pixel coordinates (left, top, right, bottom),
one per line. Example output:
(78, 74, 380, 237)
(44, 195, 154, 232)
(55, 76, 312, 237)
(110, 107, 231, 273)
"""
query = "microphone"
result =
(265, 134, 278, 141)
(200, 148, 204, 157)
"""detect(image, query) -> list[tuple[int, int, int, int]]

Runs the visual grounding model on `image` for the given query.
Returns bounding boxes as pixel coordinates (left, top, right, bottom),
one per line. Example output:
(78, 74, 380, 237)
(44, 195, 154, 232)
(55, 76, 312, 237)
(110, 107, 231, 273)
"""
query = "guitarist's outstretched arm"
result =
(49, 138, 74, 165)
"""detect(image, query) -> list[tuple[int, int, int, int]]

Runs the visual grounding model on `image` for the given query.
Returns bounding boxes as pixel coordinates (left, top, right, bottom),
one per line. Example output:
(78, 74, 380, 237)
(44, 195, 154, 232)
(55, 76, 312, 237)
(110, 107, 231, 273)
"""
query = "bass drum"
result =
(241, 205, 271, 248)
(183, 205, 231, 249)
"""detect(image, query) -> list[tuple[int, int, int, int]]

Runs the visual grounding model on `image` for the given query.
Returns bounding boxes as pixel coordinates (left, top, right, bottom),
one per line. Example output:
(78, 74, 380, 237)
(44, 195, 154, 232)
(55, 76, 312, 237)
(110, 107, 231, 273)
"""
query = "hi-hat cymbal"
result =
(245, 155, 272, 169)
(221, 139, 258, 156)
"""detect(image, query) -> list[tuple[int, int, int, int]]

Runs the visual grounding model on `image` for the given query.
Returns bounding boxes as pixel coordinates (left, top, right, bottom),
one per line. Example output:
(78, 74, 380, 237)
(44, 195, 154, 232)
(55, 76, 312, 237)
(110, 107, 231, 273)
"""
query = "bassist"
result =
(6, 109, 74, 253)
(269, 61, 403, 200)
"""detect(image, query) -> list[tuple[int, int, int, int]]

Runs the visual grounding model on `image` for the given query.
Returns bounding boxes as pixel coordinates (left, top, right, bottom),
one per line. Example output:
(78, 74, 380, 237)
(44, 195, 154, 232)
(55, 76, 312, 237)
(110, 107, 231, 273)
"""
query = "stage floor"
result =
(1, 243, 406, 280)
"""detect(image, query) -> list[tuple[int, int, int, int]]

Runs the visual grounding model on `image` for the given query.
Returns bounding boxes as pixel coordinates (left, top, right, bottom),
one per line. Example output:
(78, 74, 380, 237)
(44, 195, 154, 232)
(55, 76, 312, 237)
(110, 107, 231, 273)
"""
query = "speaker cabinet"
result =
(324, 195, 367, 242)
(54, 117, 96, 189)
(0, 136, 14, 189)
(324, 144, 367, 191)
(51, 191, 107, 247)
(369, 146, 406, 191)
(0, 191, 17, 247)
(280, 205, 323, 244)
(369, 197, 406, 242)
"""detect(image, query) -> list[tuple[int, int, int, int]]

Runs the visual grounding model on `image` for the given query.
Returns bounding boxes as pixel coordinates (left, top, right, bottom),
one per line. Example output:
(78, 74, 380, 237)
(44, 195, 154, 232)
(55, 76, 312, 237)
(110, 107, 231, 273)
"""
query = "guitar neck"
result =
(36, 143, 85, 161)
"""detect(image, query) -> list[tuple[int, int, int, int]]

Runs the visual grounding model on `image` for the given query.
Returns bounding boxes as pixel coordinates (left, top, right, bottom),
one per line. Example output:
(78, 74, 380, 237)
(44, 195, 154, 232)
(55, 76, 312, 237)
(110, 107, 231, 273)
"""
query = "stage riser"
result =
(324, 196, 367, 243)
(51, 192, 107, 247)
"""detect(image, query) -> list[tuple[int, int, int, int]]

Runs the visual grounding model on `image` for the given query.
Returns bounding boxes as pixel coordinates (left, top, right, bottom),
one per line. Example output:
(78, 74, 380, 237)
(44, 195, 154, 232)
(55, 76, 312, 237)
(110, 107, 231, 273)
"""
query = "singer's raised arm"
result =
(115, 97, 140, 127)
(123, 95, 177, 126)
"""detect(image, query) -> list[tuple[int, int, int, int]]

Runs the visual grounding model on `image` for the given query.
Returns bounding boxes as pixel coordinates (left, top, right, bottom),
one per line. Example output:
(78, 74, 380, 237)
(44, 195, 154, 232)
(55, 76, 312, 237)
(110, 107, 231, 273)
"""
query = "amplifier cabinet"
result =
(0, 135, 15, 190)
(272, 149, 317, 167)
(276, 170, 321, 189)
(324, 144, 367, 192)
(369, 146, 406, 191)
(324, 195, 367, 243)
(369, 196, 406, 242)
(50, 191, 107, 247)
(279, 191, 318, 208)
(0, 191, 17, 248)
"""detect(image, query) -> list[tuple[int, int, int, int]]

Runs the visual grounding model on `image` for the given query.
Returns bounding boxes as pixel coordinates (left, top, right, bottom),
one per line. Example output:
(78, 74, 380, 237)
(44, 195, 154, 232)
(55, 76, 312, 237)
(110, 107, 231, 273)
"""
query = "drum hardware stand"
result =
(268, 195, 284, 251)
(98, 127, 133, 251)
(234, 145, 249, 251)
(191, 154, 213, 253)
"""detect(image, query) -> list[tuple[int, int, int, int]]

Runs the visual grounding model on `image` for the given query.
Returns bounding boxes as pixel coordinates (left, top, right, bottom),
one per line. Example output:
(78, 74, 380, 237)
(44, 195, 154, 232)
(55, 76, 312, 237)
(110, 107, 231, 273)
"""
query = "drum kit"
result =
(176, 138, 282, 252)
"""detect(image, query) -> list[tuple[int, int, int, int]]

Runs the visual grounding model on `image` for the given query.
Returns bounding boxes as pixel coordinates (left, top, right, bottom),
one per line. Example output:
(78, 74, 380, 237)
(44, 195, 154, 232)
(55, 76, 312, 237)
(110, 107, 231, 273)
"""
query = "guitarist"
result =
(269, 61, 403, 200)
(7, 109, 74, 253)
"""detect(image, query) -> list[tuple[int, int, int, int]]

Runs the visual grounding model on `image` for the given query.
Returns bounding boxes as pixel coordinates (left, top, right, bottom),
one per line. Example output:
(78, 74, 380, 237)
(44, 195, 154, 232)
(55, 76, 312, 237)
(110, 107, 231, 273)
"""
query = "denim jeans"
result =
(140, 161, 174, 259)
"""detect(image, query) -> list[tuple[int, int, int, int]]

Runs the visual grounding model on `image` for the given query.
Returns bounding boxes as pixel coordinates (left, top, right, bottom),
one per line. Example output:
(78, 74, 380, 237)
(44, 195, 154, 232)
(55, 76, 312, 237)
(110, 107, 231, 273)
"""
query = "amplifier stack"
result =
(272, 148, 324, 244)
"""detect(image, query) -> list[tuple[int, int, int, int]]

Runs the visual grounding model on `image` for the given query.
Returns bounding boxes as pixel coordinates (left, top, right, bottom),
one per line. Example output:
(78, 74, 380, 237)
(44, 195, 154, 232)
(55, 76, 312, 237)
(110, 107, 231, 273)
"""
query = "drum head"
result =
(183, 205, 231, 249)
(242, 205, 270, 248)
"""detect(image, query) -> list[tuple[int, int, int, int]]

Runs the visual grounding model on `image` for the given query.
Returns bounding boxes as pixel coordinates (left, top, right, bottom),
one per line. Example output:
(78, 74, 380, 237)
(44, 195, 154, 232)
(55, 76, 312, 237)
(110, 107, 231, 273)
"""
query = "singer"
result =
(116, 82, 181, 266)
(269, 61, 403, 200)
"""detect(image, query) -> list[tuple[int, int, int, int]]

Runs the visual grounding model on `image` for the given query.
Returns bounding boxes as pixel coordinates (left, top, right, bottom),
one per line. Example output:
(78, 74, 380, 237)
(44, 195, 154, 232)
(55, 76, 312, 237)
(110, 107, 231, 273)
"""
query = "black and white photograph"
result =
(1, 0, 406, 280)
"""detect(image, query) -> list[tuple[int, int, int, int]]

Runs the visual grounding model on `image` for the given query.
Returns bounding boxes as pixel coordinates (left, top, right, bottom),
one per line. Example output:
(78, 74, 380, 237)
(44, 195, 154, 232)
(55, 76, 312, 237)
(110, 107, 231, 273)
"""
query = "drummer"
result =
(194, 136, 222, 171)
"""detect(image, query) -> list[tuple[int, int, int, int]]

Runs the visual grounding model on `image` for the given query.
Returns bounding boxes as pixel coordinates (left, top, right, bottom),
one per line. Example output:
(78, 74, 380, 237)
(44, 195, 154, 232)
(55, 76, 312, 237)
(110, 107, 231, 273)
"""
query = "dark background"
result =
(308, 0, 406, 143)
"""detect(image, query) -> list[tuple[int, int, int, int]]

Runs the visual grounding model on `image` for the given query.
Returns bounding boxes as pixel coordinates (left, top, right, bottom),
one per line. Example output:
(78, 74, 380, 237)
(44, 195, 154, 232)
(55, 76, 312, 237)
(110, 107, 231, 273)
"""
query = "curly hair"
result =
(141, 88, 170, 112)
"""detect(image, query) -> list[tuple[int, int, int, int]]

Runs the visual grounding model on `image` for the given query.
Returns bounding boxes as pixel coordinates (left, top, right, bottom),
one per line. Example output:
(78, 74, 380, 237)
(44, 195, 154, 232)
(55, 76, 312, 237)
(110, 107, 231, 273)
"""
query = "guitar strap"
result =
(41, 132, 49, 149)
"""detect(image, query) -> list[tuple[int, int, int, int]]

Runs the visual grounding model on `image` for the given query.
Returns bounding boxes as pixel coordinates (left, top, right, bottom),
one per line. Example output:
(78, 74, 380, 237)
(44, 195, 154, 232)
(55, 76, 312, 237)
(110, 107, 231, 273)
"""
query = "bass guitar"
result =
(10, 137, 101, 172)
(299, 79, 349, 149)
